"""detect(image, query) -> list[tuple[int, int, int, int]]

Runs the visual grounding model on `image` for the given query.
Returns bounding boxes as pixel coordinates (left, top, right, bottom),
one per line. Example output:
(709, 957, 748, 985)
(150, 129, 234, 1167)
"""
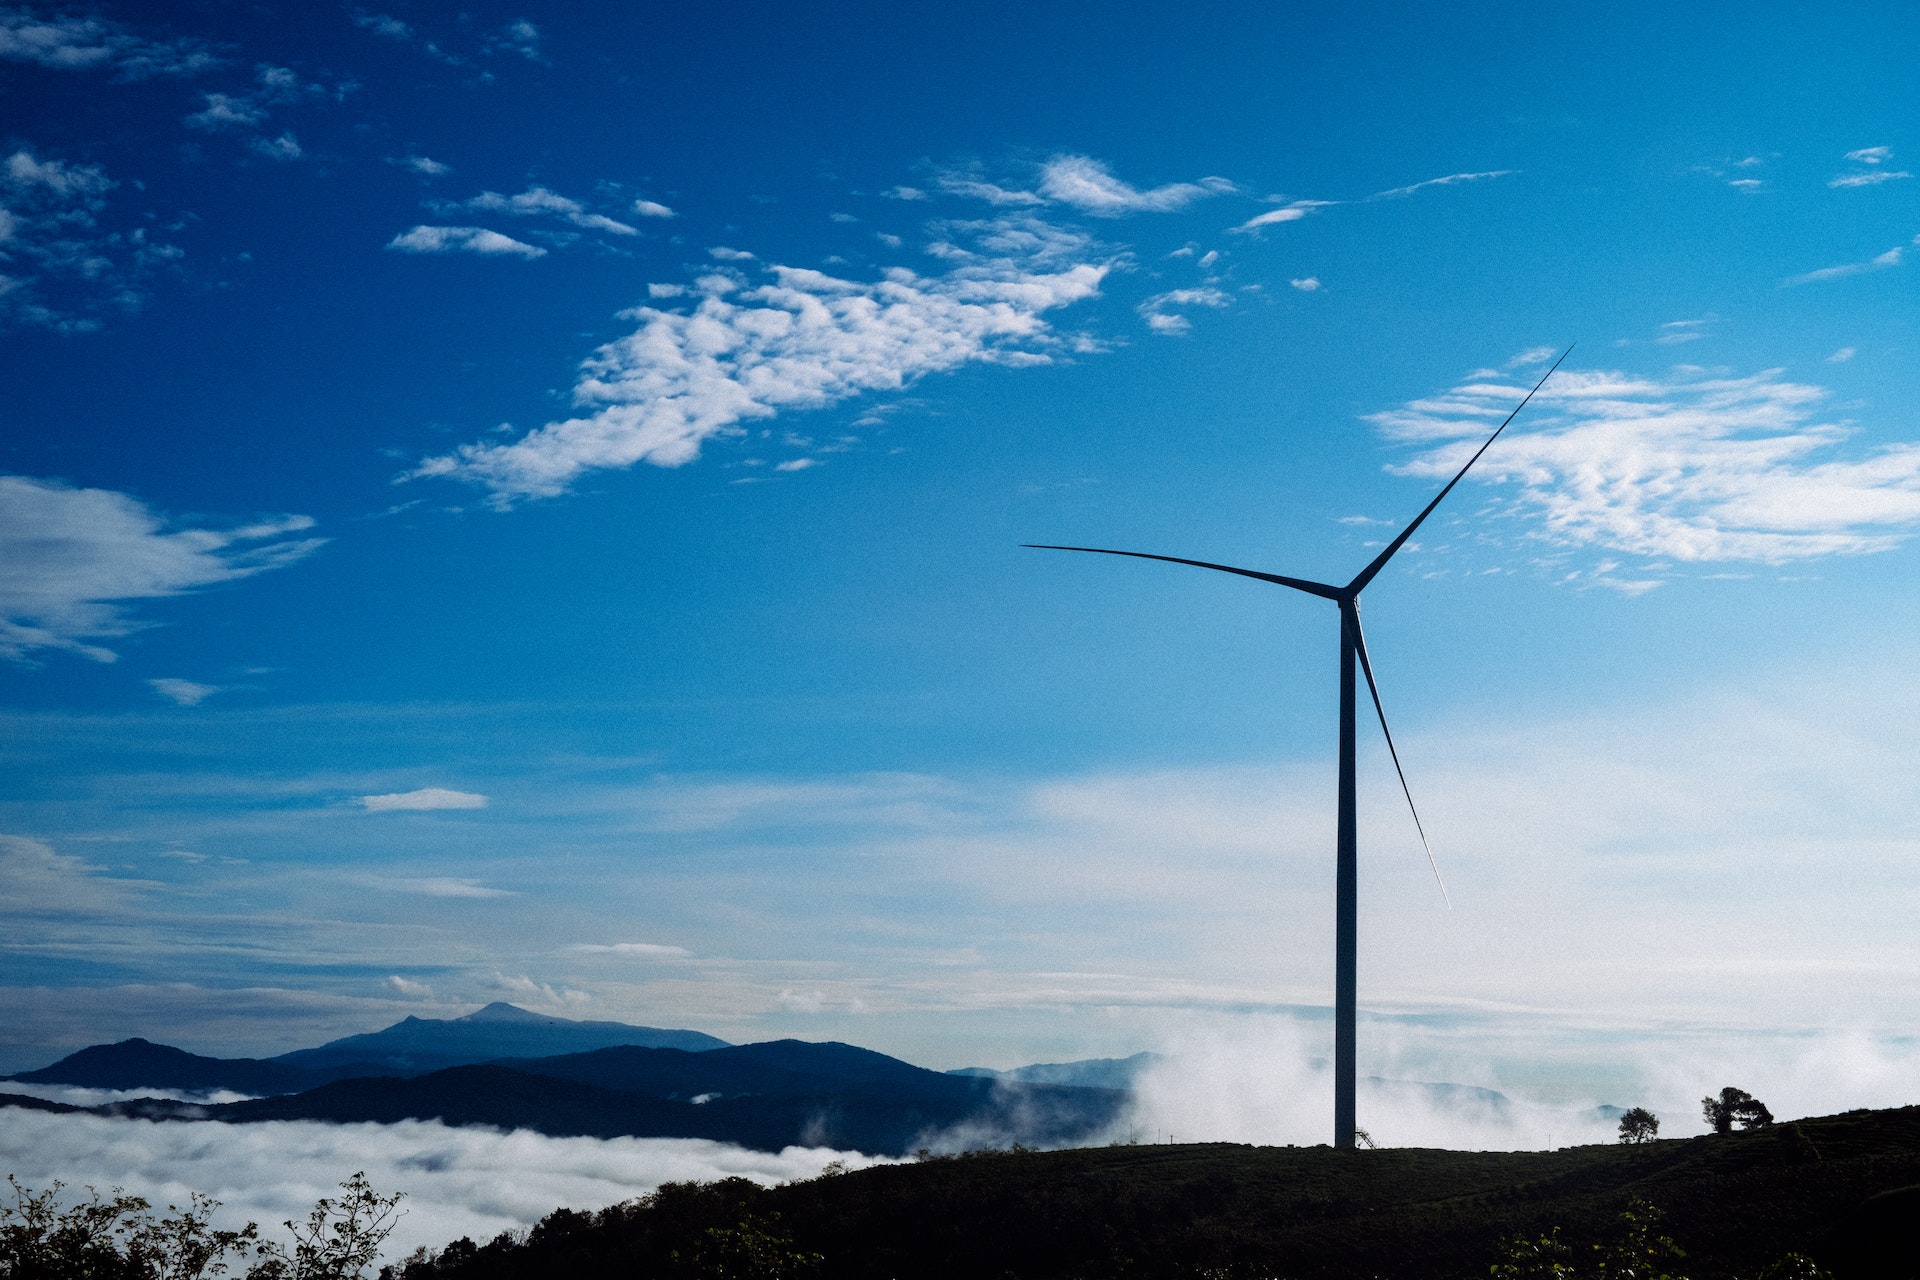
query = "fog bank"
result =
(0, 1111, 887, 1259)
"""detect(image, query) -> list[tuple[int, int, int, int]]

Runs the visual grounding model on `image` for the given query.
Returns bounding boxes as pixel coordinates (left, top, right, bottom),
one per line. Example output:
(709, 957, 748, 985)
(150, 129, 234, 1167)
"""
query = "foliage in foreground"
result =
(1491, 1200, 1830, 1280)
(0, 1173, 401, 1280)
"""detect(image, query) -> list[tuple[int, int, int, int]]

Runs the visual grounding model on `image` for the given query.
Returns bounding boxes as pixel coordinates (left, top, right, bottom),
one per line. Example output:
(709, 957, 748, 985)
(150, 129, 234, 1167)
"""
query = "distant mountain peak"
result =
(459, 1002, 551, 1024)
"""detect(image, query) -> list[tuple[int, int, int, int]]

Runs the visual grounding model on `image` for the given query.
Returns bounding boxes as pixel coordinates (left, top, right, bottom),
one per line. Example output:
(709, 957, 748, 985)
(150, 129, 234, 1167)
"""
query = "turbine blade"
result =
(1348, 610, 1452, 909)
(1024, 545, 1342, 600)
(1346, 345, 1572, 595)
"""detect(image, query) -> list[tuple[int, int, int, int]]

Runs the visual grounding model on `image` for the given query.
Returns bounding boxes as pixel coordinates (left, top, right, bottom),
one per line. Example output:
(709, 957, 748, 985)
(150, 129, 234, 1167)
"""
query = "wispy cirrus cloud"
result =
(567, 942, 692, 957)
(935, 155, 1231, 216)
(1137, 287, 1230, 335)
(371, 877, 512, 898)
(359, 787, 489, 811)
(350, 10, 540, 69)
(1371, 362, 1920, 570)
(1829, 146, 1908, 187)
(390, 186, 644, 257)
(462, 185, 638, 235)
(385, 225, 545, 257)
(0, 476, 322, 663)
(0, 5, 218, 77)
(1369, 169, 1515, 199)
(415, 215, 1110, 503)
(0, 833, 144, 914)
(1034, 155, 1233, 215)
(149, 677, 219, 706)
(1829, 171, 1910, 188)
(1784, 239, 1912, 286)
(1230, 199, 1336, 233)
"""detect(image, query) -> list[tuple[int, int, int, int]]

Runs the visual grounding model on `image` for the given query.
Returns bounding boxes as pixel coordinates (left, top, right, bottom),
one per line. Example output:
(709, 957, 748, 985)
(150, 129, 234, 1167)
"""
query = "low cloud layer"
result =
(0, 475, 322, 662)
(416, 217, 1109, 503)
(0, 1112, 883, 1260)
(1126, 1014, 1920, 1151)
(1372, 362, 1920, 573)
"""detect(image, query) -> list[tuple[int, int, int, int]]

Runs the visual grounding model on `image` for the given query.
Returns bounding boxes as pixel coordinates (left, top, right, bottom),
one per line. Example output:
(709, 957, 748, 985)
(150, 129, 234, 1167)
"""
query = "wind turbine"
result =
(1027, 348, 1570, 1150)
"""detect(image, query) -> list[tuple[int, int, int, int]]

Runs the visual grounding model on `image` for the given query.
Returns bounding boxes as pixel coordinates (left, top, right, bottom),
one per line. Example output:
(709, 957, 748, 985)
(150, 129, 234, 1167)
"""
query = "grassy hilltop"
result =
(387, 1104, 1920, 1280)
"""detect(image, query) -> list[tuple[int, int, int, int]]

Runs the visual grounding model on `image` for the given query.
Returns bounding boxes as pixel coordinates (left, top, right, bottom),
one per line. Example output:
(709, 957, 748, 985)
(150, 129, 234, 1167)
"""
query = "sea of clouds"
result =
(1122, 1014, 1920, 1151)
(0, 1111, 888, 1261)
(8, 1014, 1916, 1261)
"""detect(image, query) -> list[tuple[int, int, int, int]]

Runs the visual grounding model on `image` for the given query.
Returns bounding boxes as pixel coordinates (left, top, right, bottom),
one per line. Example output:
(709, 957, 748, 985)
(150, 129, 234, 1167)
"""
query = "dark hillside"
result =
(273, 1002, 728, 1073)
(387, 1105, 1920, 1280)
(180, 1062, 1123, 1155)
(8, 1038, 325, 1095)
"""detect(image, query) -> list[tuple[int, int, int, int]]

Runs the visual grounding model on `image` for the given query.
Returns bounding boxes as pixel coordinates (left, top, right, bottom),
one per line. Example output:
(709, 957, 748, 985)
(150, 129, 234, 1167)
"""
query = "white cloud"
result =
(566, 942, 692, 957)
(1843, 146, 1892, 165)
(632, 199, 674, 218)
(1034, 155, 1231, 216)
(385, 975, 433, 997)
(0, 476, 321, 662)
(1371, 363, 1920, 566)
(707, 246, 755, 261)
(1, 148, 183, 331)
(485, 18, 540, 61)
(1828, 170, 1910, 188)
(1289, 277, 1320, 291)
(0, 7, 217, 77)
(414, 216, 1109, 503)
(1137, 287, 1229, 335)
(883, 185, 926, 201)
(184, 91, 266, 130)
(1827, 347, 1856, 363)
(250, 132, 301, 162)
(352, 12, 413, 40)
(4, 149, 111, 197)
(403, 155, 450, 175)
(466, 186, 637, 235)
(1231, 199, 1335, 233)
(372, 878, 512, 898)
(774, 457, 819, 471)
(1506, 346, 1558, 368)
(0, 833, 135, 912)
(0, 1113, 881, 1262)
(488, 973, 590, 1005)
(1785, 243, 1906, 284)
(934, 171, 1045, 206)
(385, 225, 545, 258)
(149, 677, 218, 706)
(1369, 169, 1515, 199)
(358, 787, 489, 811)
(1655, 317, 1710, 345)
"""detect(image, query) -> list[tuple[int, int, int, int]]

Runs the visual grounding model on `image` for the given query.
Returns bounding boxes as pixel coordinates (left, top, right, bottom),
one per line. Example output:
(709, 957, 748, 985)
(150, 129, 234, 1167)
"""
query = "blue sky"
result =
(3, 0, 1919, 1109)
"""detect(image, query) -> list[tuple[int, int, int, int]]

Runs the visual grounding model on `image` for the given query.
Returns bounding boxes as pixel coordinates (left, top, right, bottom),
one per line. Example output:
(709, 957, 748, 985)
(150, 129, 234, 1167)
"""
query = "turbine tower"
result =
(1028, 349, 1569, 1150)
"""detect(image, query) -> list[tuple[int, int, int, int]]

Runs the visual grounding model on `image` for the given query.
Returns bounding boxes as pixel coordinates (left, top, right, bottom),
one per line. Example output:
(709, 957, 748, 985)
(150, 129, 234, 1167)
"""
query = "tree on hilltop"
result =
(1702, 1086, 1773, 1134)
(1617, 1107, 1659, 1143)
